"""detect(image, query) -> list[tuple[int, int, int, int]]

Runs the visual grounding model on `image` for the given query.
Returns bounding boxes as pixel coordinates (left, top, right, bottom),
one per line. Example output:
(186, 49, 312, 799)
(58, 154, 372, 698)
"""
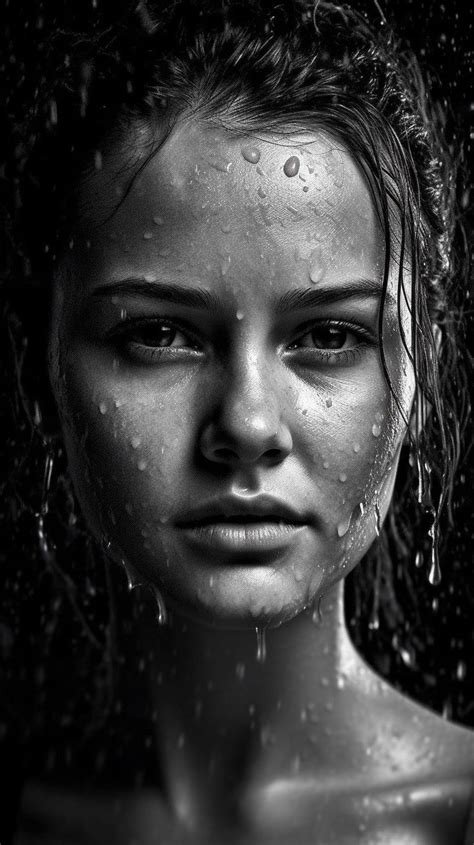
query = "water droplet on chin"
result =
(283, 155, 300, 177)
(255, 627, 267, 663)
(241, 145, 261, 164)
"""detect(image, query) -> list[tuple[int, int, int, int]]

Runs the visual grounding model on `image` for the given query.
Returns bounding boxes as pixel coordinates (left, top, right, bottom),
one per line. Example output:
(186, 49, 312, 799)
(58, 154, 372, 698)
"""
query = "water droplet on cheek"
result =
(371, 423, 382, 437)
(283, 156, 300, 177)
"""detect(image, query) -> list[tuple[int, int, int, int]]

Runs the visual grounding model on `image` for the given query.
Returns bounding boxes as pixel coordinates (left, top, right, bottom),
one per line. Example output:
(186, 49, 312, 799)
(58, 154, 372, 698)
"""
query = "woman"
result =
(1, 0, 473, 841)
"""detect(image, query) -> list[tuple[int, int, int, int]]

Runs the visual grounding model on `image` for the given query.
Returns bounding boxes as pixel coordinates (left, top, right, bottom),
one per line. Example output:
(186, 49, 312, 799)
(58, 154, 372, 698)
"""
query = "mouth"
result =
(175, 497, 309, 558)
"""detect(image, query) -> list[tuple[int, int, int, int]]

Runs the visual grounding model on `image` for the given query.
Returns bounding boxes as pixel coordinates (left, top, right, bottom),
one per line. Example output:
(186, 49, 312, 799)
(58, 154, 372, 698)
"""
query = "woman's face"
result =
(49, 119, 414, 628)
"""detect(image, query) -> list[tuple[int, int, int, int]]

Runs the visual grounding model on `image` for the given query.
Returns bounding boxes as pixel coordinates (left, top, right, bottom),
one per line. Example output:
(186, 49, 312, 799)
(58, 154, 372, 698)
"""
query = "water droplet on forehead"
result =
(241, 145, 261, 164)
(283, 156, 300, 177)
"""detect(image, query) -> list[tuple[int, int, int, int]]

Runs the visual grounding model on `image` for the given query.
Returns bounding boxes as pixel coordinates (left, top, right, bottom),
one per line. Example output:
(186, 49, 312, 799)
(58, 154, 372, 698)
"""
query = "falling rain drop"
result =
(255, 627, 267, 663)
(283, 156, 300, 177)
(241, 145, 261, 164)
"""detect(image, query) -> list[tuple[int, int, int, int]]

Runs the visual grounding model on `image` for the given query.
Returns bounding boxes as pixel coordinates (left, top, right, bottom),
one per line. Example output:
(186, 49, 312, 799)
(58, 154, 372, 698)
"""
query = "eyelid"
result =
(107, 314, 203, 348)
(288, 318, 377, 346)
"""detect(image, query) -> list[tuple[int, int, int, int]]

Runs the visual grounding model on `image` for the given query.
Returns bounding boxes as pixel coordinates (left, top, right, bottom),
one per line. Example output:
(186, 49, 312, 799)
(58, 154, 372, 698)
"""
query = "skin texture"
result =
(49, 118, 415, 629)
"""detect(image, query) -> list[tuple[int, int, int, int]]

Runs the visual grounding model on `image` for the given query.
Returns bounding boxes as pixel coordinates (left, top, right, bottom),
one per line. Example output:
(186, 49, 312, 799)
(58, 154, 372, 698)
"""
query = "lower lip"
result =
(177, 521, 306, 556)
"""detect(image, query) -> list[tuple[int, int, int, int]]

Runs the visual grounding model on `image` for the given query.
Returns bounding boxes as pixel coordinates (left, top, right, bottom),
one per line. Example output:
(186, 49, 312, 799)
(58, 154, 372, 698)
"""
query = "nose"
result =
(199, 362, 293, 468)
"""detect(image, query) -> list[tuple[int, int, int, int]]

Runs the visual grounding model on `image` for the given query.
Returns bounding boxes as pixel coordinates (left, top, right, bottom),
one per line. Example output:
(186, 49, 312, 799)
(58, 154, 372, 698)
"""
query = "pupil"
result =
(312, 327, 346, 349)
(141, 324, 176, 347)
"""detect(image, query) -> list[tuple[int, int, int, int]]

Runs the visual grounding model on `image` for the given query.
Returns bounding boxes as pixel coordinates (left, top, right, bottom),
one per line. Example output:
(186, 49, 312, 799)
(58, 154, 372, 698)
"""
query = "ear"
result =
(408, 323, 442, 441)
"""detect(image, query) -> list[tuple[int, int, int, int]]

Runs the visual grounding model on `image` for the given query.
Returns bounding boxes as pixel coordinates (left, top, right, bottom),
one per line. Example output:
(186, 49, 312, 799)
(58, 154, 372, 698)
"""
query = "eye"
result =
(111, 318, 202, 363)
(285, 320, 375, 367)
(127, 322, 193, 348)
(296, 324, 356, 350)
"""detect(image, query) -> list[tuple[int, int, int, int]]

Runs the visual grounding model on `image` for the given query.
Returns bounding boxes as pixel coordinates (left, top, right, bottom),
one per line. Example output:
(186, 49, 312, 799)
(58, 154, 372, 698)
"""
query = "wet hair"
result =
(1, 0, 471, 732)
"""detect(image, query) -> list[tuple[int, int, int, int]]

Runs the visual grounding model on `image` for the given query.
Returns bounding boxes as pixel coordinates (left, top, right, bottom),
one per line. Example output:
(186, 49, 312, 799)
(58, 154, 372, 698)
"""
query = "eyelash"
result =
(109, 316, 375, 366)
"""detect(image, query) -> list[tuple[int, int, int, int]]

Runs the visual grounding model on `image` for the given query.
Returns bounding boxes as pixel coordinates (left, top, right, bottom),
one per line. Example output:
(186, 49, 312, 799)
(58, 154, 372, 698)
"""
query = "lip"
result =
(175, 494, 309, 558)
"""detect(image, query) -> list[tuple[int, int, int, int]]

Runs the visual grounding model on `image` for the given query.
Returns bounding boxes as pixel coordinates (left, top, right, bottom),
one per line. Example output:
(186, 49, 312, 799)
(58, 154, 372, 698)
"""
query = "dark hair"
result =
(1, 0, 471, 734)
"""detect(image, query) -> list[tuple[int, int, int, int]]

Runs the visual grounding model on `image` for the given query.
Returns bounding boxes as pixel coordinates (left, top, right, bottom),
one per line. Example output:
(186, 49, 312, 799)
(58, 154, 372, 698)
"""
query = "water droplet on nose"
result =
(99, 402, 107, 415)
(283, 155, 300, 177)
(241, 145, 261, 164)
(371, 423, 381, 437)
(255, 627, 267, 663)
(131, 436, 141, 449)
(325, 397, 333, 408)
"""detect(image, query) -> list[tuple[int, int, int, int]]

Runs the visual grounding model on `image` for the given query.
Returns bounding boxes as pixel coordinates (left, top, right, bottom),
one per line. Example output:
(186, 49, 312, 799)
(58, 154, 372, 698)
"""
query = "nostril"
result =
(266, 449, 282, 460)
(214, 447, 237, 462)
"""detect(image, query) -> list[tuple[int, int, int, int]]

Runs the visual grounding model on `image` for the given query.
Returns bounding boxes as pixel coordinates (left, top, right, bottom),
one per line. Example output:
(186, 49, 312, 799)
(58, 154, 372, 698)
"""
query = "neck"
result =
(121, 579, 360, 829)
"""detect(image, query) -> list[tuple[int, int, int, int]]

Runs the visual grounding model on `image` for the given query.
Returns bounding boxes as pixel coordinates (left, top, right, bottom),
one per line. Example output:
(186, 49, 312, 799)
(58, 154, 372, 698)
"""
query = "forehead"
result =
(79, 119, 379, 258)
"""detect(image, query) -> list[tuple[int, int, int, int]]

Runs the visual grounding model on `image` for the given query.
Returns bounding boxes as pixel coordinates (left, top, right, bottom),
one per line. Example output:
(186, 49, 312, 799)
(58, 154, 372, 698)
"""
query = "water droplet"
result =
(456, 661, 466, 681)
(338, 473, 347, 483)
(94, 150, 103, 170)
(371, 423, 381, 437)
(143, 231, 154, 240)
(241, 145, 261, 164)
(255, 627, 267, 663)
(311, 596, 323, 624)
(374, 503, 381, 537)
(359, 502, 365, 515)
(149, 583, 167, 625)
(323, 460, 329, 469)
(256, 164, 266, 177)
(99, 402, 107, 415)
(207, 154, 232, 173)
(428, 543, 441, 585)
(236, 662, 246, 681)
(337, 517, 351, 537)
(415, 550, 423, 568)
(236, 310, 244, 320)
(325, 397, 333, 408)
(283, 155, 300, 177)
(220, 255, 231, 275)
(308, 246, 326, 283)
(257, 186, 267, 199)
(137, 459, 147, 471)
(131, 436, 141, 449)
(153, 215, 163, 225)
(220, 221, 231, 233)
(353, 442, 361, 453)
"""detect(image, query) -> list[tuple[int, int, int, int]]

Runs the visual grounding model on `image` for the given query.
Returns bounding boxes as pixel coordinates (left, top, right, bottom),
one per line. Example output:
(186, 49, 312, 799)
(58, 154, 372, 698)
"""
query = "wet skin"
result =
(49, 120, 415, 629)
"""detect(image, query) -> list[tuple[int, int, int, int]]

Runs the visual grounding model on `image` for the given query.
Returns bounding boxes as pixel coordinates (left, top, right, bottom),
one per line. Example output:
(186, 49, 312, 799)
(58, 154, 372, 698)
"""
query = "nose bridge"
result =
(199, 342, 292, 466)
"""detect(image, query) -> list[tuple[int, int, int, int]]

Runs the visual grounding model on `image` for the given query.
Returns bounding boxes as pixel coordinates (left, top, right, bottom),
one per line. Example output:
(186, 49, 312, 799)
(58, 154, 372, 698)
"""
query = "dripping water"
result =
(255, 627, 267, 663)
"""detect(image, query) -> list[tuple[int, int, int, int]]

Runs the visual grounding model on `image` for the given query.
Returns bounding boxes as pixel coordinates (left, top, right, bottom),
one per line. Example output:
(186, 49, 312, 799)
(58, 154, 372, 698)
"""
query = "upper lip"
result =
(176, 494, 308, 526)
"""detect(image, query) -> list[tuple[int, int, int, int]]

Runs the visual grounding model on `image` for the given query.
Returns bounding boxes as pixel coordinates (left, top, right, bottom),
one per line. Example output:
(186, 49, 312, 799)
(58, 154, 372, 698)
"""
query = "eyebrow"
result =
(91, 277, 387, 312)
